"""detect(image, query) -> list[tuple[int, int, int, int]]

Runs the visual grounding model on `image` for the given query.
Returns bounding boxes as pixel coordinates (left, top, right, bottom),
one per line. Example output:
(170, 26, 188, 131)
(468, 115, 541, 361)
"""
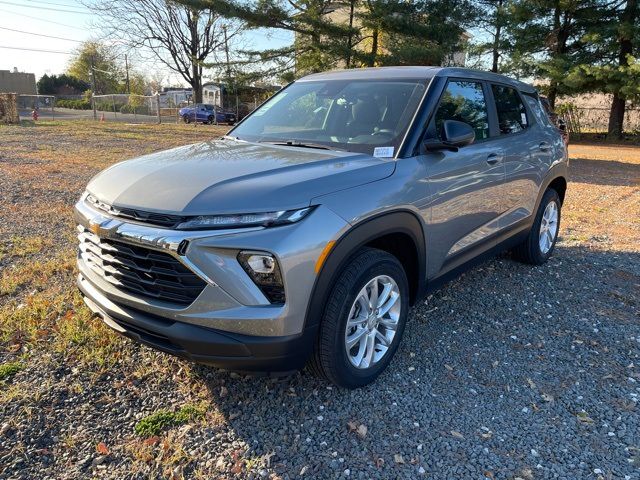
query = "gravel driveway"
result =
(1, 123, 638, 480)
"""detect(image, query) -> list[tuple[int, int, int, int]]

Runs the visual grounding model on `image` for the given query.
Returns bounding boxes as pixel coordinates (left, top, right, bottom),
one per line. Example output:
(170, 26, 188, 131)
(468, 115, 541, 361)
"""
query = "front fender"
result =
(302, 210, 426, 332)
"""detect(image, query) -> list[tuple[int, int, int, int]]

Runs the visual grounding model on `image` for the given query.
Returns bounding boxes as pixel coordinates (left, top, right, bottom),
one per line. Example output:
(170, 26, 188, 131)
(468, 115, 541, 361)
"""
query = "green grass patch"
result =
(134, 403, 207, 437)
(0, 362, 23, 381)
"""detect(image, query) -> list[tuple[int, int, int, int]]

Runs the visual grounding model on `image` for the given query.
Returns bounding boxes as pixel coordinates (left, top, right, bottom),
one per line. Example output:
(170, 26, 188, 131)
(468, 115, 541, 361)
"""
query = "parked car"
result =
(179, 103, 236, 125)
(75, 67, 568, 388)
(540, 96, 569, 146)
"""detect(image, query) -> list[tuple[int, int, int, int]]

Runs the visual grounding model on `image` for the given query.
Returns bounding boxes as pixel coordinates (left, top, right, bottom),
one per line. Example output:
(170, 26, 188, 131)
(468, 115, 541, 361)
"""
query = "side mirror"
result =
(424, 120, 476, 152)
(442, 120, 475, 147)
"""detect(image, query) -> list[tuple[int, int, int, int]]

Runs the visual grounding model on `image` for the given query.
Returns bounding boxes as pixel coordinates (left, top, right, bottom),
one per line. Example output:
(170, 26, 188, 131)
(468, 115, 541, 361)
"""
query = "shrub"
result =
(55, 99, 91, 110)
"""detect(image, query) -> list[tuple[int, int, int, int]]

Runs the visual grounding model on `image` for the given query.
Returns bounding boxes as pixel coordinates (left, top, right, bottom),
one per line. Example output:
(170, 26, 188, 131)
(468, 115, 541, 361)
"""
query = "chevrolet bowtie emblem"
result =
(88, 220, 108, 237)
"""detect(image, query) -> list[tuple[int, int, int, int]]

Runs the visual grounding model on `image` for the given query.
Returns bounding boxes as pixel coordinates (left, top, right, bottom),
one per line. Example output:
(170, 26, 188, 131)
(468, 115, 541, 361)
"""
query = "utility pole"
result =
(222, 25, 231, 81)
(124, 54, 131, 94)
(90, 56, 97, 121)
(222, 24, 232, 122)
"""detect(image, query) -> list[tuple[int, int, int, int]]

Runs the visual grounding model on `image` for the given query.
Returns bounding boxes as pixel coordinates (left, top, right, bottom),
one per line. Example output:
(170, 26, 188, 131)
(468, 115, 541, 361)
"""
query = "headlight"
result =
(175, 207, 313, 231)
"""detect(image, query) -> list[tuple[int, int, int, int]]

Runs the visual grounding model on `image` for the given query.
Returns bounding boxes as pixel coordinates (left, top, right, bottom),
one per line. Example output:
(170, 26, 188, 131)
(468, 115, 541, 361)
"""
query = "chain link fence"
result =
(557, 104, 640, 135)
(17, 94, 56, 120)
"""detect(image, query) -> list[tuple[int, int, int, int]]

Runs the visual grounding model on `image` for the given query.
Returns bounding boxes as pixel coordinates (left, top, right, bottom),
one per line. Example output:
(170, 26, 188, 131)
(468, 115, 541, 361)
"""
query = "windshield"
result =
(230, 79, 428, 156)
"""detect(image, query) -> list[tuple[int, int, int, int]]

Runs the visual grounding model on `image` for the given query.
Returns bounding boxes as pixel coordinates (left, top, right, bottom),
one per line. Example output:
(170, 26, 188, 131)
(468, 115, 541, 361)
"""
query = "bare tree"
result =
(85, 0, 241, 102)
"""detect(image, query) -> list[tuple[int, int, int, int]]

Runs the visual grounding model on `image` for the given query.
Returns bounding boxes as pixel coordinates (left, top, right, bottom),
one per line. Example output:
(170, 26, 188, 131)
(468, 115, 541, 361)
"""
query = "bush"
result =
(55, 99, 91, 110)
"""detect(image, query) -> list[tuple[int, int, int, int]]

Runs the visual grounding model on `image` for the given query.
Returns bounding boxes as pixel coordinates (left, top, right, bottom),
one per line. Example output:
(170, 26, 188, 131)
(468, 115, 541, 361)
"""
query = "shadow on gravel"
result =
(570, 158, 640, 187)
(187, 245, 640, 478)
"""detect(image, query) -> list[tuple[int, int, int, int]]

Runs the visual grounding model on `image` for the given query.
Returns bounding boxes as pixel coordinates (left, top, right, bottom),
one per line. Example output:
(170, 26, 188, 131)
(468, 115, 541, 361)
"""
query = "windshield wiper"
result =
(259, 140, 333, 151)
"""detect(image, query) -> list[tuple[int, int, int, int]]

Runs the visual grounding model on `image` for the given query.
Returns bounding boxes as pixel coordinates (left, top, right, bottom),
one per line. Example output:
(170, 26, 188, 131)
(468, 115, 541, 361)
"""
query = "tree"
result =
(469, 0, 513, 73)
(178, 0, 474, 79)
(604, 0, 639, 138)
(558, 0, 639, 138)
(85, 0, 242, 102)
(67, 41, 122, 95)
(37, 74, 90, 95)
(507, 0, 605, 107)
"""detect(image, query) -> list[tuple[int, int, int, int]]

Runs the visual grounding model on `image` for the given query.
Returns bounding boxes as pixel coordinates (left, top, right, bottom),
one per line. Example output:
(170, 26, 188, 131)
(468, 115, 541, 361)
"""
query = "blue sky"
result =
(0, 0, 292, 86)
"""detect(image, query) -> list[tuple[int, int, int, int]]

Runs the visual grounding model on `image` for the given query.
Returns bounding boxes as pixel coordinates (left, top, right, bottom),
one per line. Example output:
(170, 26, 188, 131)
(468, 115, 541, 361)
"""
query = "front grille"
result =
(78, 227, 206, 305)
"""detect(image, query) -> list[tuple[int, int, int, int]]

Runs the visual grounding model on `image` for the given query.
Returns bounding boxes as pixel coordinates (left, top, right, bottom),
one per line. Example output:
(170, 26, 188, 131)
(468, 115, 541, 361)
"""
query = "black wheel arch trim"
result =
(302, 210, 427, 335)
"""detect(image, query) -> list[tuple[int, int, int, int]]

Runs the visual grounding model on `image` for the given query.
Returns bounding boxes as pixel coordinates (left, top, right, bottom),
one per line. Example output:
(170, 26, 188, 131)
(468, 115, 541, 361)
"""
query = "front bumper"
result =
(74, 196, 349, 371)
(79, 273, 316, 372)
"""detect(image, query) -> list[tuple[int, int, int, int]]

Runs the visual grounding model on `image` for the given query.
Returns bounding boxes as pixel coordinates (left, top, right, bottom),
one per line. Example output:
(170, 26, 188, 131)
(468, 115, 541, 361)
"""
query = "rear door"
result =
(421, 79, 506, 277)
(487, 84, 543, 232)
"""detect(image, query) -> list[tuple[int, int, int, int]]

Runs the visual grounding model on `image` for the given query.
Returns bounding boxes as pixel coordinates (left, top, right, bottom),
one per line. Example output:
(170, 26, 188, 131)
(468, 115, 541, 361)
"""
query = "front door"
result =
(420, 79, 505, 278)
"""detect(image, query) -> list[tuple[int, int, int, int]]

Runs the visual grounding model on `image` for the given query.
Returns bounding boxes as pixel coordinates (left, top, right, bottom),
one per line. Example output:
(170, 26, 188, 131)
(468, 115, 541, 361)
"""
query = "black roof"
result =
(299, 66, 536, 94)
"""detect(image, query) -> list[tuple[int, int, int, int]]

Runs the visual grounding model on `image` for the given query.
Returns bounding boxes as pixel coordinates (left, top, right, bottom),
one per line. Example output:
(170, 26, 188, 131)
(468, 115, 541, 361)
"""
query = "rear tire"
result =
(512, 188, 561, 265)
(207, 115, 215, 125)
(308, 248, 409, 388)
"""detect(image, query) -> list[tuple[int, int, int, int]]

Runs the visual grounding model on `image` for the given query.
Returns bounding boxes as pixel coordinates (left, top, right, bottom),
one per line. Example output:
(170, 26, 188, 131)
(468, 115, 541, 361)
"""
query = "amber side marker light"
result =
(315, 240, 336, 274)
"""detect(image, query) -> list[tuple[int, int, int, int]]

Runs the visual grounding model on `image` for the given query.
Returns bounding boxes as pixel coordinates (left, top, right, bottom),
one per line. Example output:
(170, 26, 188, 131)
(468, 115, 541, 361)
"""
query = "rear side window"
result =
(522, 93, 549, 126)
(434, 80, 490, 141)
(492, 84, 528, 134)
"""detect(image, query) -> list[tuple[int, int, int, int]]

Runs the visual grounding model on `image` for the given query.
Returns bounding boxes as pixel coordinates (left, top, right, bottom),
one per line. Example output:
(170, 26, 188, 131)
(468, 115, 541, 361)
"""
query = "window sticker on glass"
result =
(373, 146, 394, 158)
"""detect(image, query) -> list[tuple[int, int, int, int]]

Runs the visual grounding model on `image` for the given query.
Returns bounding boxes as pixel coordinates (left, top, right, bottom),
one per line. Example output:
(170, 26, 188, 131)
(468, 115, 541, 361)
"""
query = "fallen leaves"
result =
(347, 421, 368, 439)
(450, 430, 465, 439)
(96, 442, 109, 455)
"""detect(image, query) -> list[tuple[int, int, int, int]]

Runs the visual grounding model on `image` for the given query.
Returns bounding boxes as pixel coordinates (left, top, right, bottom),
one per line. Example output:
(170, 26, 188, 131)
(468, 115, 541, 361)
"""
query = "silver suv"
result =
(75, 67, 568, 388)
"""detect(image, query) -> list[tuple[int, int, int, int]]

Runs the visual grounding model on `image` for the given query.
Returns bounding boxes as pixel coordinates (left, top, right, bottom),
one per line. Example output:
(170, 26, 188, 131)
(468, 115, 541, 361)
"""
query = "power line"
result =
(0, 45, 73, 54)
(0, 25, 83, 42)
(0, 1, 90, 15)
(24, 0, 89, 9)
(0, 8, 90, 30)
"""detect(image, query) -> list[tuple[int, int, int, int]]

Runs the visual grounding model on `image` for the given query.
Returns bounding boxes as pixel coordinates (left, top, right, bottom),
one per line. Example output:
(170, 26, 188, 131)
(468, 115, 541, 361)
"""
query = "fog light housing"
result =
(238, 251, 285, 304)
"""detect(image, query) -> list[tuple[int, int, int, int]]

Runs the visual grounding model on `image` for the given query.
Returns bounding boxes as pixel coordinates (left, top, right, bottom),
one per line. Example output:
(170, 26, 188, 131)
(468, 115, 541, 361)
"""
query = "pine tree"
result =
(507, 0, 604, 107)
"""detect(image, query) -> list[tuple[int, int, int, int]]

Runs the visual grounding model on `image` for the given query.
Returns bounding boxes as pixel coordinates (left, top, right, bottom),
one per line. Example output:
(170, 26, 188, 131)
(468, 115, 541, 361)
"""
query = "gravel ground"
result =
(0, 122, 638, 480)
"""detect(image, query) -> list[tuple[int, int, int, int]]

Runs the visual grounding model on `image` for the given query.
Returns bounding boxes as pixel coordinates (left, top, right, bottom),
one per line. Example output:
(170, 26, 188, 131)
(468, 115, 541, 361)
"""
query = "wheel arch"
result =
(303, 210, 426, 333)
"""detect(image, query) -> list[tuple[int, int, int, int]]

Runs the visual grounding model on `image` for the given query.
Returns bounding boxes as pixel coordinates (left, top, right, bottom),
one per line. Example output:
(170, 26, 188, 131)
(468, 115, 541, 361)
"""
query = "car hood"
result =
(86, 138, 395, 215)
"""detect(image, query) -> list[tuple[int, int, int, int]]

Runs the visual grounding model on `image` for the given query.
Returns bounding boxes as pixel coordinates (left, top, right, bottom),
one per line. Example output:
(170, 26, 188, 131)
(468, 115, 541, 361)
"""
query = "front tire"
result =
(309, 248, 409, 388)
(512, 188, 561, 265)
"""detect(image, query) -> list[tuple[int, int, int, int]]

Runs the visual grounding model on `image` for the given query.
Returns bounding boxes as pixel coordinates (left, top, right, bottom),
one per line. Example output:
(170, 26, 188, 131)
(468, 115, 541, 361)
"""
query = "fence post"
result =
(156, 93, 161, 124)
(92, 93, 97, 121)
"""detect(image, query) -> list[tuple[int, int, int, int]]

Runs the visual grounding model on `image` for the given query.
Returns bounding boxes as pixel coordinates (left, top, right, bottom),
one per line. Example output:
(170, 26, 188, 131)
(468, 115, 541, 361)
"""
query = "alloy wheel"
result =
(344, 275, 401, 369)
(539, 200, 559, 254)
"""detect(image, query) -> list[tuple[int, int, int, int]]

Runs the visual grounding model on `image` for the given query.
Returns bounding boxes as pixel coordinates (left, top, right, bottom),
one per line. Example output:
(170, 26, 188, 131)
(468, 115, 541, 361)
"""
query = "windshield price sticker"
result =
(373, 146, 394, 158)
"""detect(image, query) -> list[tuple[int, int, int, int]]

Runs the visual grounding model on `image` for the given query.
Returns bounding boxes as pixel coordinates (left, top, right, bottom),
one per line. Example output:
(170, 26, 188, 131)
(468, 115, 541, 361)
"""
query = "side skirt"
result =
(423, 223, 530, 296)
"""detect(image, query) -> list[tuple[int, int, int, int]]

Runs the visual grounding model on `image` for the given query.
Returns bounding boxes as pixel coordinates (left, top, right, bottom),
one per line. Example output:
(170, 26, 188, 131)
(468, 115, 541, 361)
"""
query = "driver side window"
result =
(434, 81, 490, 142)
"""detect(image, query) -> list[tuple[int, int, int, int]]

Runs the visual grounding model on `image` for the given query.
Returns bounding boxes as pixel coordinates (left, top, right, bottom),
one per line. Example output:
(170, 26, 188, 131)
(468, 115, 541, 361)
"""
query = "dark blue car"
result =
(179, 104, 236, 125)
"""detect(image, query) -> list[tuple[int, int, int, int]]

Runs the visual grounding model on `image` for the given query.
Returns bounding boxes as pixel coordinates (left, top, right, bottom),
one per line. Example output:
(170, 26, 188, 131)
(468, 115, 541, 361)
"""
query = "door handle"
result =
(486, 153, 502, 165)
(539, 142, 551, 152)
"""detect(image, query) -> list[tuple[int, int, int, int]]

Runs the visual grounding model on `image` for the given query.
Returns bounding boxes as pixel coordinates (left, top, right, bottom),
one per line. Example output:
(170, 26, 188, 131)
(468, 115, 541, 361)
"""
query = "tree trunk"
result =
(189, 9, 203, 104)
(491, 0, 503, 73)
(607, 0, 637, 139)
(608, 94, 626, 139)
(346, 0, 356, 68)
(192, 67, 202, 104)
(368, 28, 379, 67)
